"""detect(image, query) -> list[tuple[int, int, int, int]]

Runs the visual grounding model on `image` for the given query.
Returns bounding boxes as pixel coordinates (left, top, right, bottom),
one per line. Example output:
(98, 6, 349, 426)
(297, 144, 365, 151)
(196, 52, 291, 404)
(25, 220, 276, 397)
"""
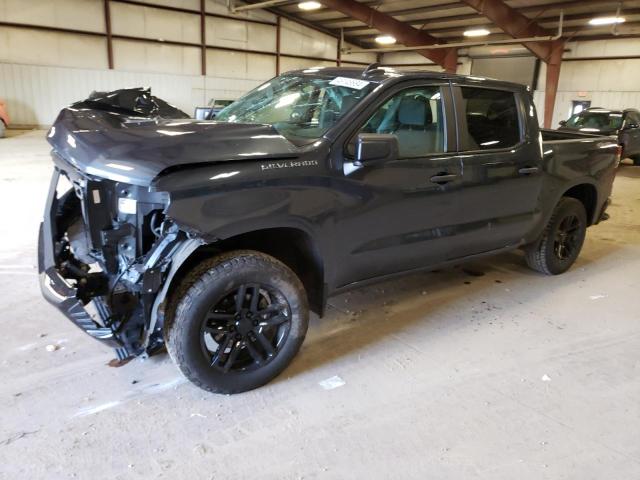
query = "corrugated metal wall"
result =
(0, 0, 375, 126)
(532, 39, 640, 126)
(0, 62, 266, 127)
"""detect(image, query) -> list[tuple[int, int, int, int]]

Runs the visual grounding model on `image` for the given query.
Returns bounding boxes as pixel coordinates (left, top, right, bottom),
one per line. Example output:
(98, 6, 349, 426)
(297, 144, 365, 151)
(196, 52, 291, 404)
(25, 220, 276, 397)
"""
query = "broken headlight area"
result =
(39, 161, 183, 360)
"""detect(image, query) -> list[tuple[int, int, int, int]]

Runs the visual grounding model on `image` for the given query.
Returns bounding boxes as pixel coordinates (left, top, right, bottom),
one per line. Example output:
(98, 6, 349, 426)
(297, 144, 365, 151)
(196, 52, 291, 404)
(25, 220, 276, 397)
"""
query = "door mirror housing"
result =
(558, 120, 567, 127)
(353, 133, 399, 166)
(624, 123, 639, 130)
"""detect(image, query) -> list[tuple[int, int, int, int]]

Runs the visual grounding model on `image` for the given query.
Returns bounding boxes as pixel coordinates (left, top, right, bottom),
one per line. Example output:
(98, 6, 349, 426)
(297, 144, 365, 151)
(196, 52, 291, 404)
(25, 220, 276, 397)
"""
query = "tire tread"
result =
(165, 250, 307, 394)
(525, 197, 585, 275)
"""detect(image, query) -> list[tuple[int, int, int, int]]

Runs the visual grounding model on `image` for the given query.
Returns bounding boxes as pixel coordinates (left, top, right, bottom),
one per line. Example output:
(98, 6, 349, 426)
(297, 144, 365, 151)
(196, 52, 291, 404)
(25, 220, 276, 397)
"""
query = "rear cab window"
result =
(458, 87, 522, 151)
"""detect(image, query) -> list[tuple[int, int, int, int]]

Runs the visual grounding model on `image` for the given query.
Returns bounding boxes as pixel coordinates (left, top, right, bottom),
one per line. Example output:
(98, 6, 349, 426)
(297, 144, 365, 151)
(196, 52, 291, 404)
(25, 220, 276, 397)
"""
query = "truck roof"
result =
(286, 65, 530, 92)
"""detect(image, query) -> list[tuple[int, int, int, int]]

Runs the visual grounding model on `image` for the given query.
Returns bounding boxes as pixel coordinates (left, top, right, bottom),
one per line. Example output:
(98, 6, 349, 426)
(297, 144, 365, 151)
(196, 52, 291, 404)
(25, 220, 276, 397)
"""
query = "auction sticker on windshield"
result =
(329, 77, 371, 90)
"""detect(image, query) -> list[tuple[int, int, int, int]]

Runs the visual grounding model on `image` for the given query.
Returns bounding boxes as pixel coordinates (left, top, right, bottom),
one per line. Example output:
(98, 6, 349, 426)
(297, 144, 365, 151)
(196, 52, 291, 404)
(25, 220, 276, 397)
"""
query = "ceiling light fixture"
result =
(375, 35, 397, 45)
(298, 1, 322, 10)
(588, 16, 626, 26)
(464, 28, 491, 37)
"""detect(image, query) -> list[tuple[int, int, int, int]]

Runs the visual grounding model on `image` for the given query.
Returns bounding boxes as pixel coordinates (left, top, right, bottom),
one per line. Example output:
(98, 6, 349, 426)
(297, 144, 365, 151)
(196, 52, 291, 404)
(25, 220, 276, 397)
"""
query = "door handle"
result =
(430, 173, 458, 184)
(518, 166, 539, 175)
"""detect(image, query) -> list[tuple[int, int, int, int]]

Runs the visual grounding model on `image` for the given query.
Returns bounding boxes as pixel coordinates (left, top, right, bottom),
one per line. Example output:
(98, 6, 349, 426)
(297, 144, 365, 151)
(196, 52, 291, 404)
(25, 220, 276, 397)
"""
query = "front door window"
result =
(358, 86, 446, 158)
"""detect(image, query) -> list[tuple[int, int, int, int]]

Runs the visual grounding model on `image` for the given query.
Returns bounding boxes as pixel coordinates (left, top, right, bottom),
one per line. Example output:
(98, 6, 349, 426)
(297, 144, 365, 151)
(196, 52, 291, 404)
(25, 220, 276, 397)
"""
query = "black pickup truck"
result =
(39, 67, 620, 393)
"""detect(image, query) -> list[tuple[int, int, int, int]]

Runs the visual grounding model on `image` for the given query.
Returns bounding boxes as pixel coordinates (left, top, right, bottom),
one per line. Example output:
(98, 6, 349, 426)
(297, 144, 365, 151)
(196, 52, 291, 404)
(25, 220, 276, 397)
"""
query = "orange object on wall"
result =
(0, 100, 9, 126)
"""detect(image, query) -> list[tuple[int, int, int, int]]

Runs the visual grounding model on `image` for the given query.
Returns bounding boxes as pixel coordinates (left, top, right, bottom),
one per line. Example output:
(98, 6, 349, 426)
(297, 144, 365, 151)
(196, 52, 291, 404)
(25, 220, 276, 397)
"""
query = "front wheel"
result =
(165, 251, 309, 394)
(525, 197, 587, 275)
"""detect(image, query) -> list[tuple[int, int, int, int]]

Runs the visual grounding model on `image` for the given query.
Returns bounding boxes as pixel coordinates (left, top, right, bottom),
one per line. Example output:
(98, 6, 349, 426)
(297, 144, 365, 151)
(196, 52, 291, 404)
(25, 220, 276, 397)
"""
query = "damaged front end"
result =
(38, 154, 200, 360)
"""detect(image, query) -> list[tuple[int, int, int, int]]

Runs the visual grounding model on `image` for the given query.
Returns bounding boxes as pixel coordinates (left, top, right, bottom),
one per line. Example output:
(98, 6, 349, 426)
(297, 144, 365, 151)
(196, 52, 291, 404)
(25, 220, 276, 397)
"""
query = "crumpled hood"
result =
(48, 107, 299, 186)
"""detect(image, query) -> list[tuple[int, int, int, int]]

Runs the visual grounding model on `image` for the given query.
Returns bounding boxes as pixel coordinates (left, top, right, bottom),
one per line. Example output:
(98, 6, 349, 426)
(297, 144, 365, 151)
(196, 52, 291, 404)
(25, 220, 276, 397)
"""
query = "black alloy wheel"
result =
(525, 197, 587, 275)
(553, 214, 581, 261)
(165, 251, 309, 394)
(201, 284, 291, 373)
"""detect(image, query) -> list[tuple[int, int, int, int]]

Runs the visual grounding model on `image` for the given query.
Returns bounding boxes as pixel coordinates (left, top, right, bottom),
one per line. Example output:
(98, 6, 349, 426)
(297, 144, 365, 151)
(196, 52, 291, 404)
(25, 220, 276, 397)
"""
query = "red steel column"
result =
(443, 48, 458, 74)
(544, 40, 564, 128)
(200, 0, 206, 76)
(276, 16, 281, 75)
(104, 0, 114, 69)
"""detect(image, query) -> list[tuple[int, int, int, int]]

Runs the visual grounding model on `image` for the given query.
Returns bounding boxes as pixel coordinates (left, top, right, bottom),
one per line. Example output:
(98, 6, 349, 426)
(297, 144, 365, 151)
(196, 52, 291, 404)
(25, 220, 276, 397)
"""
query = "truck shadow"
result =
(278, 239, 624, 383)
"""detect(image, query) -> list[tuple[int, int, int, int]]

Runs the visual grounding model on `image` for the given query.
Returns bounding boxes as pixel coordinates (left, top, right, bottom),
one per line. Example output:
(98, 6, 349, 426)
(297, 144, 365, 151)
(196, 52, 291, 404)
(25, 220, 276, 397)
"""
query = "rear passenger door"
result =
(622, 111, 640, 156)
(449, 84, 543, 258)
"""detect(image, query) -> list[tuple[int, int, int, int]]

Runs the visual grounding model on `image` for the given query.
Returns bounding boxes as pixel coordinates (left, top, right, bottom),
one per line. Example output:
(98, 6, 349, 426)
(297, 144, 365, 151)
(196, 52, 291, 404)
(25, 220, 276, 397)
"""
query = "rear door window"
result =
(459, 87, 521, 150)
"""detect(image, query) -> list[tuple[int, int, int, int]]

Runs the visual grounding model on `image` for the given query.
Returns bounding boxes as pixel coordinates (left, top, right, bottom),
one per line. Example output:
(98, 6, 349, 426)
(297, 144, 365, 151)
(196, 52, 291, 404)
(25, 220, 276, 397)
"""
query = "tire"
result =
(632, 155, 640, 166)
(525, 197, 587, 275)
(165, 250, 309, 394)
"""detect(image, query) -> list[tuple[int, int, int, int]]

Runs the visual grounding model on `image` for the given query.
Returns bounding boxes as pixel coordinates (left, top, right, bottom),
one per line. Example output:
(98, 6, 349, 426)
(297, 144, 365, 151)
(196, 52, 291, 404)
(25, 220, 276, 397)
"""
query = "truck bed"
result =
(540, 128, 614, 142)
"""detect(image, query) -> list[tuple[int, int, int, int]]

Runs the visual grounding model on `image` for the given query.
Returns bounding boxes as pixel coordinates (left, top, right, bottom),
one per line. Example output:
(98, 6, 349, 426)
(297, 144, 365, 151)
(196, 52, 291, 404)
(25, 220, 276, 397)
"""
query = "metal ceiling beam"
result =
(352, 8, 640, 41)
(230, 0, 293, 13)
(319, 1, 463, 26)
(339, 0, 626, 34)
(318, 0, 458, 72)
(461, 0, 565, 128)
(461, 0, 561, 60)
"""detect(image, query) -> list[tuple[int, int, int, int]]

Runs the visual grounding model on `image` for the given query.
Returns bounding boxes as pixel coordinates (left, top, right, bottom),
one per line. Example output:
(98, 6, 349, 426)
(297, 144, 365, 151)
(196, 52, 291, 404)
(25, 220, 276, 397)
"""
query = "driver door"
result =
(333, 83, 463, 288)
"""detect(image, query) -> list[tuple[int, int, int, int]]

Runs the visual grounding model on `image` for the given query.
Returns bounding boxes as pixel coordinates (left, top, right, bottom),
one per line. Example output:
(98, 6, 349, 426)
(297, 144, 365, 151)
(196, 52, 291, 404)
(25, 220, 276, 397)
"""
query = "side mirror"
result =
(559, 120, 567, 127)
(625, 123, 639, 130)
(354, 133, 399, 166)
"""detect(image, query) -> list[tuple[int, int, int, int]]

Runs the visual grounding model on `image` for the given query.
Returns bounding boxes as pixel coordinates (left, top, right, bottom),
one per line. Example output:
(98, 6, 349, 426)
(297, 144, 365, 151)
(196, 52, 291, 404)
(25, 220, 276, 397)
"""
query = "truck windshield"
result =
(215, 74, 376, 141)
(566, 111, 623, 131)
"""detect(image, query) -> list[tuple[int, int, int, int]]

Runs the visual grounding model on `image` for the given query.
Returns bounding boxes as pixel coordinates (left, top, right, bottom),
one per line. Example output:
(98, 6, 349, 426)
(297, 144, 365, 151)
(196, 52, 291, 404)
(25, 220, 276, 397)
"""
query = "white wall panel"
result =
(111, 2, 200, 44)
(457, 58, 471, 76)
(280, 18, 337, 60)
(113, 39, 201, 75)
(279, 57, 335, 73)
(205, 16, 276, 52)
(0, 27, 107, 69)
(197, 75, 263, 103)
(206, 0, 277, 23)
(206, 50, 275, 80)
(565, 38, 640, 58)
(133, 0, 200, 11)
(341, 42, 376, 65)
(0, 0, 396, 128)
(381, 51, 439, 68)
(0, 0, 104, 33)
(0, 62, 207, 126)
(534, 48, 640, 127)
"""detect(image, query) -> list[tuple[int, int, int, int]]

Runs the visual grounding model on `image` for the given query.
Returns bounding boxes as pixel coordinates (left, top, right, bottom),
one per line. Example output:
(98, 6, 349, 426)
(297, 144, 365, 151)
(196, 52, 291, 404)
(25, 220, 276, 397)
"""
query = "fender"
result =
(143, 238, 204, 349)
(526, 176, 600, 245)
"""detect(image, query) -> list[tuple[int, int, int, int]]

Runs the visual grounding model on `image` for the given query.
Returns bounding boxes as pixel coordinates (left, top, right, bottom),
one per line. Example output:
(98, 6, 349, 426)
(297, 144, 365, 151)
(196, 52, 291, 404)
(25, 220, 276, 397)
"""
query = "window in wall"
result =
(460, 87, 521, 150)
(571, 100, 591, 116)
(358, 86, 445, 158)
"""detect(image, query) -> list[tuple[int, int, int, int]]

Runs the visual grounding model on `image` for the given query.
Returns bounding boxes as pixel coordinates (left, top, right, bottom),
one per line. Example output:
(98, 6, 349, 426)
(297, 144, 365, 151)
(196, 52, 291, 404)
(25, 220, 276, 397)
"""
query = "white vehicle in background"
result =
(194, 99, 235, 120)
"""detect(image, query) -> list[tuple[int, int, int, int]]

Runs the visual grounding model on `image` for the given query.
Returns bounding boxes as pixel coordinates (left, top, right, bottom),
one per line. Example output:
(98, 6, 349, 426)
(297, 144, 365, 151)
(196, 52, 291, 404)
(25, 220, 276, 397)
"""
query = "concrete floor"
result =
(1, 129, 639, 479)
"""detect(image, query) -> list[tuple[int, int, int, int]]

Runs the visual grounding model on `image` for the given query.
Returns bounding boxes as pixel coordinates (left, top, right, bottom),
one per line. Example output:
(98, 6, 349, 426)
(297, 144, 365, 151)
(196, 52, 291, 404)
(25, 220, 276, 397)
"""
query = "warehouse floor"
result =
(1, 129, 639, 479)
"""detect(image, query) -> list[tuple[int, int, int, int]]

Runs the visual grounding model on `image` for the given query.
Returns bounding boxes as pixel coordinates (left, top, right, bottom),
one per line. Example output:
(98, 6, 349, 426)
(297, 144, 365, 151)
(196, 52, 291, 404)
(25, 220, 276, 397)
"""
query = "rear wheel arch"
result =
(561, 183, 598, 225)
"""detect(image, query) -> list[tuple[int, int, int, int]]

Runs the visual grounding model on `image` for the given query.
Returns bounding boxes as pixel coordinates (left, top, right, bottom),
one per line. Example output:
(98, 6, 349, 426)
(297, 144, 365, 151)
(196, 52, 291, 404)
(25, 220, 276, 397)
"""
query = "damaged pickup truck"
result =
(39, 68, 620, 393)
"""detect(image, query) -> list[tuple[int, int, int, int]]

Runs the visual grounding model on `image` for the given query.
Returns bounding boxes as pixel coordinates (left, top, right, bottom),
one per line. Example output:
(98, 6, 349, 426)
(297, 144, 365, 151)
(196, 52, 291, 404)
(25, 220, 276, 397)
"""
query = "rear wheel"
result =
(525, 197, 587, 275)
(165, 251, 309, 394)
